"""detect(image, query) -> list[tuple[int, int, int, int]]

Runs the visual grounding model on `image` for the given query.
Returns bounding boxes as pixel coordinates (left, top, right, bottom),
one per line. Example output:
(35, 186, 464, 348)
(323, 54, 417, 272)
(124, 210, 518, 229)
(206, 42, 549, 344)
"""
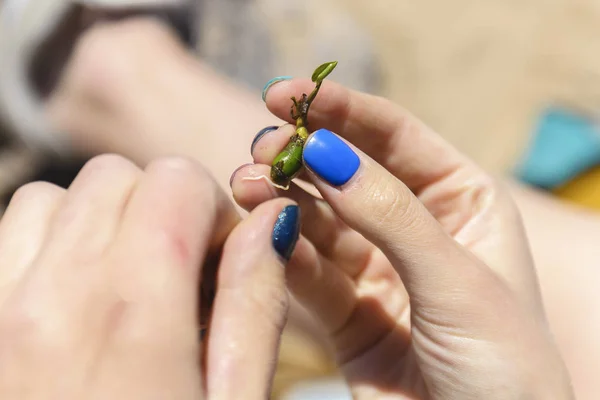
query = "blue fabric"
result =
(303, 129, 361, 186)
(515, 107, 600, 189)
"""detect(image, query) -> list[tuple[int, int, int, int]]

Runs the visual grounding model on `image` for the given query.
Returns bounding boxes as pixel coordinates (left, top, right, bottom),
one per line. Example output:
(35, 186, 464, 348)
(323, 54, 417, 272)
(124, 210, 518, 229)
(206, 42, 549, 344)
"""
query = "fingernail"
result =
(272, 205, 301, 262)
(262, 76, 293, 102)
(229, 163, 254, 188)
(251, 125, 279, 154)
(303, 129, 361, 186)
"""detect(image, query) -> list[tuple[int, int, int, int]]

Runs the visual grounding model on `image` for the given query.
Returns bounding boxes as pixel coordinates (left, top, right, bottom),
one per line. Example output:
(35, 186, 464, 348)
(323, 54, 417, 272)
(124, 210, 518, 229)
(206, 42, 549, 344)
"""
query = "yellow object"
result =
(271, 329, 338, 399)
(554, 165, 600, 210)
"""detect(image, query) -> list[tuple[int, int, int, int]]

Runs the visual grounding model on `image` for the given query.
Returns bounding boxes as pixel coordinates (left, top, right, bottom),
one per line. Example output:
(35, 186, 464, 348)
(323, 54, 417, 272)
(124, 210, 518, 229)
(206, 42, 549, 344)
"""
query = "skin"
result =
(36, 17, 600, 399)
(0, 153, 295, 400)
(230, 78, 575, 398)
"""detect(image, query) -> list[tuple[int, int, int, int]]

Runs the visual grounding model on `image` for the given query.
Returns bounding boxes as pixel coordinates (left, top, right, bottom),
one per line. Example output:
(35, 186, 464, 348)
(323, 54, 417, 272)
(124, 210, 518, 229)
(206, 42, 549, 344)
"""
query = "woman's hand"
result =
(0, 154, 297, 400)
(231, 78, 575, 399)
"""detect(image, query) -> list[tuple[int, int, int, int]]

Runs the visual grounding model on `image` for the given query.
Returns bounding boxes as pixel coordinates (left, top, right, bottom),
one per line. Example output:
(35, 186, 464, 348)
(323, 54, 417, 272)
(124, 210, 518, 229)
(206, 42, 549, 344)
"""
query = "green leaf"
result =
(311, 61, 338, 83)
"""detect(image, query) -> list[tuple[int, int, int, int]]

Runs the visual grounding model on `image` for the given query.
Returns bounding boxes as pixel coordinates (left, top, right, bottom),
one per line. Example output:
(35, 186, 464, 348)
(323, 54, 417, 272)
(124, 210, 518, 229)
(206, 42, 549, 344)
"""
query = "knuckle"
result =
(0, 298, 69, 354)
(363, 176, 413, 228)
(0, 302, 39, 336)
(10, 181, 62, 206)
(80, 153, 138, 179)
(147, 156, 219, 212)
(147, 155, 201, 173)
(148, 156, 213, 186)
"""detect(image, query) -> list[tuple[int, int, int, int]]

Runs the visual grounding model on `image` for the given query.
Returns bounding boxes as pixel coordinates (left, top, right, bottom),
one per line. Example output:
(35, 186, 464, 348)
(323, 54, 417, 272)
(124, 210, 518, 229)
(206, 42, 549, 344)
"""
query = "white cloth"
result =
(281, 378, 353, 400)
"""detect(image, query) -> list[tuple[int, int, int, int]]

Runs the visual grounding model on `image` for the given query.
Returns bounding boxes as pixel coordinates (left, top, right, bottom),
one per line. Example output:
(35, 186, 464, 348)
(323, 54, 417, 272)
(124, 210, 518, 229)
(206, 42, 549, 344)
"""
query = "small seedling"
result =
(244, 61, 338, 190)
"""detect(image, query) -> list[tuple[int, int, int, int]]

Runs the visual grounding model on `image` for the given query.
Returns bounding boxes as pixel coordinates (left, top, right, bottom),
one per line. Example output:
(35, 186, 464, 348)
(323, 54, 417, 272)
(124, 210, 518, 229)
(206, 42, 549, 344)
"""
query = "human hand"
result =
(230, 78, 575, 399)
(0, 154, 298, 399)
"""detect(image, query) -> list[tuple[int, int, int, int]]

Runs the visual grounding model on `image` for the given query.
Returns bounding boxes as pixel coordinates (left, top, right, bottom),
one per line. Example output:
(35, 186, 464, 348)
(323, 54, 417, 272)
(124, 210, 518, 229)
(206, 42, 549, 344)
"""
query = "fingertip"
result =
(265, 77, 345, 122)
(263, 78, 306, 109)
(229, 163, 254, 188)
(250, 124, 296, 163)
(220, 197, 300, 280)
(230, 164, 278, 209)
(250, 126, 279, 155)
(261, 76, 294, 102)
(248, 198, 303, 263)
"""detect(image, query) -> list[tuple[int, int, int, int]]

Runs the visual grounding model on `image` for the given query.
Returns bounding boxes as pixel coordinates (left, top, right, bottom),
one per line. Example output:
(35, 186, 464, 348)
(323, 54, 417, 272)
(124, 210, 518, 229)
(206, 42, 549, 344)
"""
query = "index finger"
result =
(111, 157, 240, 343)
(264, 78, 476, 193)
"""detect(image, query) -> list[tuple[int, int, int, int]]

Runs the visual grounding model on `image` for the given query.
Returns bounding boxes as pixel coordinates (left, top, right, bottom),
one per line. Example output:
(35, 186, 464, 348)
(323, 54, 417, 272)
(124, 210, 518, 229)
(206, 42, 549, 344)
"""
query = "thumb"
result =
(301, 128, 503, 317)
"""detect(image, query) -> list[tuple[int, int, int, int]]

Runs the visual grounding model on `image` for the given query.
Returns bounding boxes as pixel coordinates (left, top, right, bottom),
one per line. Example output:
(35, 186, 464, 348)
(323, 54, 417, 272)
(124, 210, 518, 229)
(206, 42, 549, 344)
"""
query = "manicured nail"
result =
(272, 205, 301, 262)
(251, 125, 279, 154)
(229, 163, 254, 188)
(262, 76, 293, 102)
(303, 129, 361, 186)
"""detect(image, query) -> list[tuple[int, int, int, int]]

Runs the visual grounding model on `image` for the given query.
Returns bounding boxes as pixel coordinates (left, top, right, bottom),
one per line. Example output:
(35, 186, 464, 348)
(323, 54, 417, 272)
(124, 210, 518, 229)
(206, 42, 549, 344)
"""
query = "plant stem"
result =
(303, 81, 323, 125)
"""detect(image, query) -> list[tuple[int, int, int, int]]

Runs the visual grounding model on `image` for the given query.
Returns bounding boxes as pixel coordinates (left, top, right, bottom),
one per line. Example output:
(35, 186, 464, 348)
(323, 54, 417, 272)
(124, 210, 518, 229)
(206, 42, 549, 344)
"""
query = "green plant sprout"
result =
(243, 61, 339, 190)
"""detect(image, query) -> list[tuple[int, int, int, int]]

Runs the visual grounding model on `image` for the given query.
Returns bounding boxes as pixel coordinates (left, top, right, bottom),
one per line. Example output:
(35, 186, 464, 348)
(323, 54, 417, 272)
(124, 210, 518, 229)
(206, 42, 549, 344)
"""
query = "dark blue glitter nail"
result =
(272, 205, 301, 262)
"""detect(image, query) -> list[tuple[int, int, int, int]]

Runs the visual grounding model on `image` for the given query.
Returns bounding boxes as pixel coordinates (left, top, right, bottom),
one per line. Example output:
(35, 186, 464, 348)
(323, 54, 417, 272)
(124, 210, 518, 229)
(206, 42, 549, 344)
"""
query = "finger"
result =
(231, 164, 390, 358)
(205, 199, 298, 400)
(111, 157, 240, 344)
(250, 124, 296, 165)
(301, 128, 503, 317)
(247, 124, 316, 194)
(39, 154, 141, 265)
(0, 182, 64, 303)
(253, 98, 494, 247)
(264, 78, 473, 193)
(262, 83, 535, 300)
(233, 165, 336, 258)
(244, 123, 359, 262)
(232, 163, 370, 274)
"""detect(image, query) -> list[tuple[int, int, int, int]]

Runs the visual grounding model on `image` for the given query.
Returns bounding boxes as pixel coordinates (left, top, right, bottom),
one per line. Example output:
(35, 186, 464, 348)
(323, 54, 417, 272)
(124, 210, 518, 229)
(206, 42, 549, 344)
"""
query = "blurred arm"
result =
(508, 180, 600, 400)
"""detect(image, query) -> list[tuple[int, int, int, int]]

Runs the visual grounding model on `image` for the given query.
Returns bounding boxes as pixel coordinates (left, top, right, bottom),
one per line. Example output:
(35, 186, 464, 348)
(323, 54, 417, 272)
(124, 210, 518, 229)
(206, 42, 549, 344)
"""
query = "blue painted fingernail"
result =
(272, 205, 301, 262)
(251, 125, 279, 154)
(262, 76, 293, 102)
(303, 129, 360, 186)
